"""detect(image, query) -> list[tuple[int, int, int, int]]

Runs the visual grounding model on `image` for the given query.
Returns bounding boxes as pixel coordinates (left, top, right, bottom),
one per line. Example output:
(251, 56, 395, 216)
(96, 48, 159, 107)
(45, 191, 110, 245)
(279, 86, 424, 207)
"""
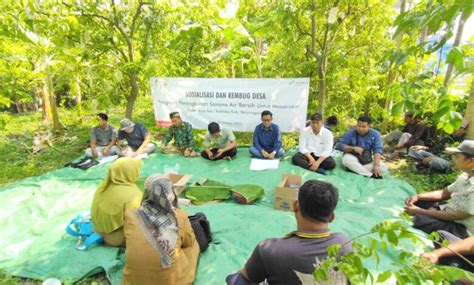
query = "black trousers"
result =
(201, 148, 237, 160)
(413, 201, 469, 239)
(291, 152, 336, 170)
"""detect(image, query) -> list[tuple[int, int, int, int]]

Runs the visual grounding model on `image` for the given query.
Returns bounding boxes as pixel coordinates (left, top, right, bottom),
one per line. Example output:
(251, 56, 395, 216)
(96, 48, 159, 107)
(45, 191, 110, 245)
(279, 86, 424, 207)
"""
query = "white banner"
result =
(149, 77, 310, 132)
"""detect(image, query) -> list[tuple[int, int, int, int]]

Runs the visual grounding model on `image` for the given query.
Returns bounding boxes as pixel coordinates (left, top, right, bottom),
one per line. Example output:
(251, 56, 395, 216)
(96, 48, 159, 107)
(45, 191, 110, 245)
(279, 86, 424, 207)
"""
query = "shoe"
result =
(370, 174, 383, 179)
(316, 168, 326, 175)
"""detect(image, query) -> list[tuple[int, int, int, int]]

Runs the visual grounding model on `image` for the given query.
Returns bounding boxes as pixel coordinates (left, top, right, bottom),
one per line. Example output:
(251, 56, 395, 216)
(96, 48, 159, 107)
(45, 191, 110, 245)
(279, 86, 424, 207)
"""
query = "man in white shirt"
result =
(292, 114, 335, 175)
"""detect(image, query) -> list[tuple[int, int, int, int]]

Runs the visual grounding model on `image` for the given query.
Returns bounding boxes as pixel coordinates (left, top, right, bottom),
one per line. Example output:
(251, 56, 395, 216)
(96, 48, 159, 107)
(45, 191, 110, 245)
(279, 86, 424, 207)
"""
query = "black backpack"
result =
(188, 212, 212, 252)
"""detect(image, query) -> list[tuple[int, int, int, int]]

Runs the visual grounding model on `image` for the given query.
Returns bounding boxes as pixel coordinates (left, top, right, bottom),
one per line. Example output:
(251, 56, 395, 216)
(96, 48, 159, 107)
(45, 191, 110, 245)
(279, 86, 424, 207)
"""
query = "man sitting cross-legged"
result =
(226, 180, 352, 285)
(249, 110, 284, 159)
(201, 122, 238, 161)
(292, 113, 336, 175)
(405, 140, 474, 239)
(160, 111, 200, 157)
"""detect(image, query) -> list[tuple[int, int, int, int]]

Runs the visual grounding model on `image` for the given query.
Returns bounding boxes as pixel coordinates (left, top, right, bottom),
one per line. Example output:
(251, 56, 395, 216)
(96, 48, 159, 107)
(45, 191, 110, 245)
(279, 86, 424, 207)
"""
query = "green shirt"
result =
(163, 121, 195, 149)
(204, 128, 236, 149)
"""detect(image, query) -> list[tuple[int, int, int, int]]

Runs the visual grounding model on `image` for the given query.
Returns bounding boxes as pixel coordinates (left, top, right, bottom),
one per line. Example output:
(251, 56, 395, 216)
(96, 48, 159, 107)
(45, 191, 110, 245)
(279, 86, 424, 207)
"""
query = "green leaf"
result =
(377, 270, 392, 283)
(446, 47, 464, 69)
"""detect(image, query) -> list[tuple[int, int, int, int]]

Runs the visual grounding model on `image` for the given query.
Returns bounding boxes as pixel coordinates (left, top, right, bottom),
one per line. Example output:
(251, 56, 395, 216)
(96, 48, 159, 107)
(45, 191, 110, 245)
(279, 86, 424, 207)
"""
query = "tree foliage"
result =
(0, 0, 471, 134)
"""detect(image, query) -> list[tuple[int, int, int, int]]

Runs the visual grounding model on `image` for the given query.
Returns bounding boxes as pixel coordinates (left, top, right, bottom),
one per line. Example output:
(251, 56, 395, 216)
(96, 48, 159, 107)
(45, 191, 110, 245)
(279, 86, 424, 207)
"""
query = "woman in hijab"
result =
(122, 174, 200, 285)
(91, 157, 143, 246)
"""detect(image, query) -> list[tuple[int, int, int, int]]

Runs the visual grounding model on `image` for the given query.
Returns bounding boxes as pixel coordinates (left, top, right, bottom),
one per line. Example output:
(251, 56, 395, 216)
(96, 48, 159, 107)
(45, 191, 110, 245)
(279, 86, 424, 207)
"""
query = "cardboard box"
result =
(274, 174, 301, 211)
(167, 173, 192, 195)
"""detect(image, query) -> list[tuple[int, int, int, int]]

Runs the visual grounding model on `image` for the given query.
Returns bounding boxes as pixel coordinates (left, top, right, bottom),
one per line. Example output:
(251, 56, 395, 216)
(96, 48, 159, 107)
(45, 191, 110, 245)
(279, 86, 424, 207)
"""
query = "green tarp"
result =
(0, 147, 419, 284)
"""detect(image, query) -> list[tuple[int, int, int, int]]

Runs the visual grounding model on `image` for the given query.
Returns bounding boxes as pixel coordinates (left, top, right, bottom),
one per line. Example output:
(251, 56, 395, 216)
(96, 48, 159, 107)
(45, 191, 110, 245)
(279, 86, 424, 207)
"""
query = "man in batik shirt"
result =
(160, 112, 200, 157)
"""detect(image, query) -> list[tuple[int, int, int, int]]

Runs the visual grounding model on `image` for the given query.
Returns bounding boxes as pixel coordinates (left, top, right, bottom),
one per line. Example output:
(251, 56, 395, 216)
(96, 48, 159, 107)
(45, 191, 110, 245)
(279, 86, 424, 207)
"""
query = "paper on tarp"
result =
(249, 158, 280, 171)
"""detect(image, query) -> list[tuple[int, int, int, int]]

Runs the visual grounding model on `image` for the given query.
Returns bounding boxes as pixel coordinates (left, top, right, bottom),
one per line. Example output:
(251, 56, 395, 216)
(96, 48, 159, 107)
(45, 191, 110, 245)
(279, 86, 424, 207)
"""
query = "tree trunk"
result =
(45, 66, 61, 132)
(317, 56, 327, 117)
(382, 0, 407, 132)
(75, 75, 84, 124)
(465, 77, 474, 139)
(443, 11, 465, 87)
(125, 73, 139, 119)
(40, 80, 52, 122)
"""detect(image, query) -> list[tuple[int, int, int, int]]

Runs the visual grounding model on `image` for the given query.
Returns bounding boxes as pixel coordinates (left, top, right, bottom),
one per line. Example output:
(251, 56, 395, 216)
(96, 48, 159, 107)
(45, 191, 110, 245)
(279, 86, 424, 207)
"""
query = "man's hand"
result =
(206, 150, 214, 160)
(309, 160, 321, 171)
(422, 157, 433, 165)
(184, 148, 191, 156)
(92, 148, 99, 158)
(420, 252, 439, 264)
(268, 151, 276, 159)
(372, 165, 382, 176)
(405, 195, 419, 207)
(216, 149, 225, 158)
(404, 204, 421, 216)
(103, 147, 110, 156)
(412, 145, 428, 151)
(395, 144, 403, 150)
(353, 146, 364, 155)
(261, 150, 269, 158)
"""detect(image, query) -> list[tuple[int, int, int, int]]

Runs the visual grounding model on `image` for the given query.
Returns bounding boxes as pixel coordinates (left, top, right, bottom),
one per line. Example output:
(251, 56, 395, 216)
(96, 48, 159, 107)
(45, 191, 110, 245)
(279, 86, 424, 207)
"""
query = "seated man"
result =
(226, 180, 352, 285)
(249, 110, 284, 159)
(325, 115, 338, 131)
(117, 118, 156, 157)
(85, 113, 118, 158)
(408, 145, 452, 173)
(338, 115, 387, 179)
(292, 114, 335, 175)
(421, 231, 474, 274)
(201, 122, 237, 161)
(384, 111, 427, 157)
(160, 112, 199, 157)
(404, 140, 474, 239)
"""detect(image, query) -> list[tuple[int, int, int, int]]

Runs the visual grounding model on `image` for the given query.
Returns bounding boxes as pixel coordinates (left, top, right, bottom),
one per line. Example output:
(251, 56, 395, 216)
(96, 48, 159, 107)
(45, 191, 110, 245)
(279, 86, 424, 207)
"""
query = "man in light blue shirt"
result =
(250, 110, 284, 159)
(337, 115, 387, 179)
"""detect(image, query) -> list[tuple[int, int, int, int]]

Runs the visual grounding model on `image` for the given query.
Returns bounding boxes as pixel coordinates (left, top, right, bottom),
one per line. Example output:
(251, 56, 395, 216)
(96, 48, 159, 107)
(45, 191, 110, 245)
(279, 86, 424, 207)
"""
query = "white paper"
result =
(98, 155, 119, 165)
(250, 158, 280, 171)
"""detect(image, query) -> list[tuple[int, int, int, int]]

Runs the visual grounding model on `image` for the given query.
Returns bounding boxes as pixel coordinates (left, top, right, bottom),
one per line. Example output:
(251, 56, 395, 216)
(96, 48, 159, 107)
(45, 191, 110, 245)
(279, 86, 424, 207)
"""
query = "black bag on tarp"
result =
(188, 212, 212, 252)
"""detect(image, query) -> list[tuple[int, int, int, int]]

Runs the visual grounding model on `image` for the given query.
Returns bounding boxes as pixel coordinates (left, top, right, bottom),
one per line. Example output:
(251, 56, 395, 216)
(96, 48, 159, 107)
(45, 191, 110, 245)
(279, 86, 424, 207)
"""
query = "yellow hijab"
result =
(91, 158, 143, 233)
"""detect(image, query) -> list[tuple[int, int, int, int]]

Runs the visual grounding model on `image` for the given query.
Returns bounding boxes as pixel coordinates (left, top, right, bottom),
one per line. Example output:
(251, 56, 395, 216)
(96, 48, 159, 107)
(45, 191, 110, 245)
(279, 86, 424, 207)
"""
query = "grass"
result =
(0, 97, 460, 283)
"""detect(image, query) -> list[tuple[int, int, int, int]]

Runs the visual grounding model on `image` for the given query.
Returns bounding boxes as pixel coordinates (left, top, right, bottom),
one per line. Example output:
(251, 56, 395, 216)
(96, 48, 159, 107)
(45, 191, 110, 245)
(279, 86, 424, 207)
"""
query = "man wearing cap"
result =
(405, 140, 474, 239)
(160, 112, 199, 157)
(201, 122, 237, 161)
(292, 114, 335, 175)
(250, 110, 284, 159)
(85, 113, 119, 157)
(383, 111, 427, 158)
(117, 118, 156, 157)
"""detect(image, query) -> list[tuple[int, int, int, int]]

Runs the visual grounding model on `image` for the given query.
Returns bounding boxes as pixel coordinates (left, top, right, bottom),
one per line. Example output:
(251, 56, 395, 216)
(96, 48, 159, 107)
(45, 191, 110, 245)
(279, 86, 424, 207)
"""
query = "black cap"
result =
(169, 111, 180, 119)
(208, 122, 220, 134)
(310, 113, 322, 121)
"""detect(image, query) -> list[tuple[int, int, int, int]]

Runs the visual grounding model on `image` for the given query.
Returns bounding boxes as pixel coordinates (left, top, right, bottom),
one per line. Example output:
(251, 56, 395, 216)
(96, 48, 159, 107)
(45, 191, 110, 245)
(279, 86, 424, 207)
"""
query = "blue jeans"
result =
(249, 146, 284, 159)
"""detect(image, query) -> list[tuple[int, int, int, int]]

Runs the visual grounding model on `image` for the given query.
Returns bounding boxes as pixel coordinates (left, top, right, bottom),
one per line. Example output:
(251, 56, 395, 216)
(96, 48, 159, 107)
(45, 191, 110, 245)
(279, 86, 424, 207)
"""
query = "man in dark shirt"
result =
(226, 180, 352, 285)
(384, 112, 427, 158)
(249, 110, 284, 159)
(117, 118, 156, 157)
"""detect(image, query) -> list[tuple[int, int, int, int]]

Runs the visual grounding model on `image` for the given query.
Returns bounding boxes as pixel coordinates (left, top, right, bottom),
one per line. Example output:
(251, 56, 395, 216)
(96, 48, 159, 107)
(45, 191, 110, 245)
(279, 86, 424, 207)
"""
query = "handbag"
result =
(65, 211, 103, 251)
(355, 149, 373, 165)
(188, 212, 212, 252)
